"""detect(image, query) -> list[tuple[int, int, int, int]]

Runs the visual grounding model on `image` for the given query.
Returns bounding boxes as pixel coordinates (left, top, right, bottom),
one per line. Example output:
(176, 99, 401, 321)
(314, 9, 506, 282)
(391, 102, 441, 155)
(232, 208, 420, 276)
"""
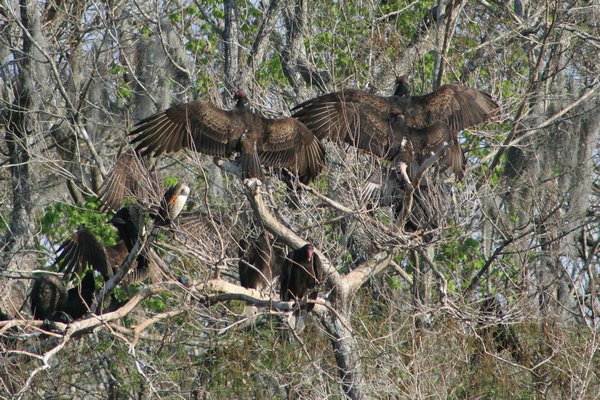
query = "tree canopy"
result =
(0, 0, 598, 398)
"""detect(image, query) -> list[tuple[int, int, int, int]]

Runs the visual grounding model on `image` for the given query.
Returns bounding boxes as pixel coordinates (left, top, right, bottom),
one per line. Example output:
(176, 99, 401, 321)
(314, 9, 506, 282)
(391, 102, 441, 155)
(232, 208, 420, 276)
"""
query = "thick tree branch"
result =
(343, 251, 396, 294)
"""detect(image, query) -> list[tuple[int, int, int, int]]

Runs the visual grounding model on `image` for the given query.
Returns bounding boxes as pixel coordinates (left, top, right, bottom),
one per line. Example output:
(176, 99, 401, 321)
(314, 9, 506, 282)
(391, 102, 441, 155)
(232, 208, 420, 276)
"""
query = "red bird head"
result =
(305, 244, 314, 262)
(263, 230, 274, 242)
(233, 89, 246, 100)
(395, 75, 408, 85)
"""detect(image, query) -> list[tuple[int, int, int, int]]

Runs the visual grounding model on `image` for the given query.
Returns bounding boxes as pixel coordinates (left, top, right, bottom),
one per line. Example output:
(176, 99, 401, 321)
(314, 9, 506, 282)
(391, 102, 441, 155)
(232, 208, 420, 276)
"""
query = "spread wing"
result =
(130, 101, 242, 158)
(56, 228, 112, 280)
(393, 84, 499, 132)
(293, 90, 394, 158)
(98, 151, 164, 212)
(260, 117, 326, 181)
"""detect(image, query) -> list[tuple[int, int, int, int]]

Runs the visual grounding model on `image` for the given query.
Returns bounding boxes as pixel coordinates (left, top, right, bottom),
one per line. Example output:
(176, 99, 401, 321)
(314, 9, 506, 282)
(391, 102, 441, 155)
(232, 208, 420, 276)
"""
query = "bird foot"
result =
(243, 178, 263, 190)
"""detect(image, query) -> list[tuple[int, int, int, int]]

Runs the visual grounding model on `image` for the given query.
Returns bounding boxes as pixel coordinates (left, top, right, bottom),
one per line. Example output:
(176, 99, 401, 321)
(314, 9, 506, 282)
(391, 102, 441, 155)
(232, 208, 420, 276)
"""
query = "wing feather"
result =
(259, 118, 326, 181)
(294, 97, 392, 157)
(394, 84, 498, 132)
(56, 228, 111, 280)
(130, 101, 242, 158)
(98, 151, 164, 212)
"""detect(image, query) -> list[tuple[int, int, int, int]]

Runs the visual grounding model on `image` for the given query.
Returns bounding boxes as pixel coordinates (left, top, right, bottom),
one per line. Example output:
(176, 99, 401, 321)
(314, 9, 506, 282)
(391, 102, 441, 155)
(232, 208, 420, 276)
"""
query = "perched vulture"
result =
(239, 231, 285, 291)
(130, 90, 326, 181)
(98, 151, 190, 225)
(394, 75, 411, 97)
(30, 275, 67, 320)
(292, 78, 498, 180)
(56, 205, 160, 284)
(238, 230, 286, 315)
(30, 271, 95, 322)
(62, 271, 96, 320)
(280, 244, 323, 312)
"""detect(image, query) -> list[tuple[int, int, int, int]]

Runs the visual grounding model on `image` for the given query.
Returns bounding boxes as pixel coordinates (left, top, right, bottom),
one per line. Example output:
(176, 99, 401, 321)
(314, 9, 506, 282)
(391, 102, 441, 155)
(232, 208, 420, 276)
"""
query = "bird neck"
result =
(236, 97, 249, 109)
(394, 83, 410, 97)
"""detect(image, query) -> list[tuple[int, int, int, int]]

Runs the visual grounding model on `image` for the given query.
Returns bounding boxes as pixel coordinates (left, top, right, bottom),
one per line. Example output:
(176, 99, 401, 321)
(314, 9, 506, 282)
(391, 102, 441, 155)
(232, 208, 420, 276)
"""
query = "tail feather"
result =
(241, 151, 264, 180)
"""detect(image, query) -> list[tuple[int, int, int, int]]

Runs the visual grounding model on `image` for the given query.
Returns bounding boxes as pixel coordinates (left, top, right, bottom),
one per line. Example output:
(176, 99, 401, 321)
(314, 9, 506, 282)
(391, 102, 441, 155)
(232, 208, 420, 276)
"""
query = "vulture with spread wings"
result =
(130, 90, 326, 181)
(292, 78, 498, 180)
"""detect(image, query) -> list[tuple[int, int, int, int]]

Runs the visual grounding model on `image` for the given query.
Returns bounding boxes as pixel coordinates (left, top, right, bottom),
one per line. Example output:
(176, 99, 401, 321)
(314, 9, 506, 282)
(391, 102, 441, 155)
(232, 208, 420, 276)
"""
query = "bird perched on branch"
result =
(239, 230, 286, 315)
(30, 271, 95, 322)
(280, 244, 323, 312)
(280, 243, 324, 330)
(239, 231, 285, 291)
(30, 275, 67, 321)
(130, 89, 326, 182)
(98, 151, 190, 225)
(293, 77, 498, 180)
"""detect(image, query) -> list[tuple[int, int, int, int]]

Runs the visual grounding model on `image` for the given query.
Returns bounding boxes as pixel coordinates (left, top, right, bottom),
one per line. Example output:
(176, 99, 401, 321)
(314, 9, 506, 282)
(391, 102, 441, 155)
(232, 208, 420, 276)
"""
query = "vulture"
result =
(280, 244, 323, 312)
(98, 151, 190, 225)
(56, 205, 159, 284)
(30, 271, 95, 322)
(292, 77, 498, 180)
(30, 275, 67, 321)
(238, 230, 286, 315)
(130, 89, 326, 181)
(239, 230, 285, 291)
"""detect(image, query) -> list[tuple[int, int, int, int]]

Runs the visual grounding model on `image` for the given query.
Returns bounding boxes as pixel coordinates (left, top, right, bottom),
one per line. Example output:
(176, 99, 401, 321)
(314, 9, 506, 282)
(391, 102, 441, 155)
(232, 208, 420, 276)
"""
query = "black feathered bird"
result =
(238, 230, 286, 315)
(239, 230, 285, 291)
(30, 271, 95, 322)
(130, 90, 326, 181)
(30, 275, 67, 321)
(280, 244, 323, 312)
(293, 79, 498, 180)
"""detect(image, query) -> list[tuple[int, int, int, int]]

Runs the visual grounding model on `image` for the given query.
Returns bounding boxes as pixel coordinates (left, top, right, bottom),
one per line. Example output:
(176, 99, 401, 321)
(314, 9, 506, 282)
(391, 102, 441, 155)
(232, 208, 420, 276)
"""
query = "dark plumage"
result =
(280, 244, 323, 312)
(62, 271, 96, 320)
(56, 205, 157, 284)
(239, 231, 285, 291)
(30, 275, 67, 320)
(30, 271, 95, 322)
(98, 151, 189, 225)
(98, 151, 163, 212)
(130, 90, 326, 181)
(293, 80, 498, 180)
(479, 296, 523, 363)
(394, 75, 411, 97)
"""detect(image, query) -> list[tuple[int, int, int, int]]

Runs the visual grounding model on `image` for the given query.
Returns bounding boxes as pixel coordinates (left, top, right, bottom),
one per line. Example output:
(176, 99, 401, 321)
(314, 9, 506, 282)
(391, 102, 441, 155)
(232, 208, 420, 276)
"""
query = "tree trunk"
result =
(319, 291, 365, 400)
(0, 0, 44, 318)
